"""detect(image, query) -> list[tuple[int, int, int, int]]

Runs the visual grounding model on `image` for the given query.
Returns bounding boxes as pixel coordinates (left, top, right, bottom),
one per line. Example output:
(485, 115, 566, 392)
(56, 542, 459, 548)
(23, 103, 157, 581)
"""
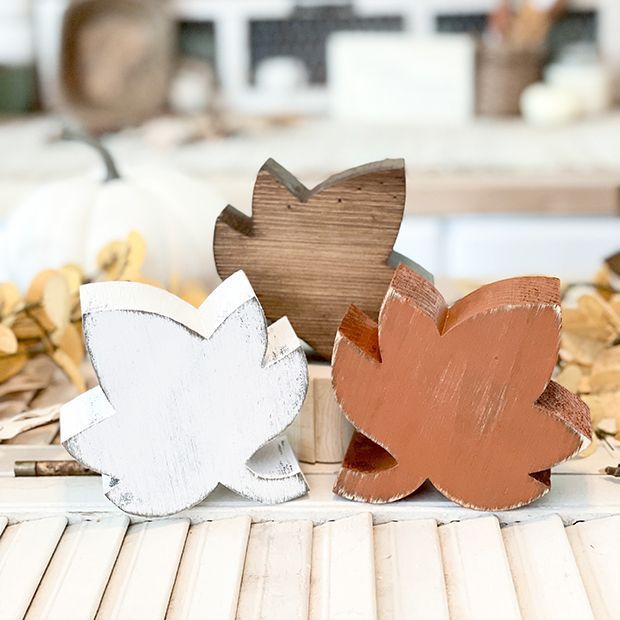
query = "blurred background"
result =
(1, 0, 620, 286)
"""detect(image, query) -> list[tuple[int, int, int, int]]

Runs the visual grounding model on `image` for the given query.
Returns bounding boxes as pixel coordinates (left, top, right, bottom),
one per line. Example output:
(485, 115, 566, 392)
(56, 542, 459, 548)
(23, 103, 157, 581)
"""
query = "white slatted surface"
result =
(309, 513, 377, 620)
(236, 520, 313, 620)
(503, 515, 594, 620)
(167, 516, 251, 620)
(26, 516, 129, 620)
(567, 515, 620, 620)
(374, 519, 449, 620)
(0, 512, 617, 618)
(0, 516, 67, 620)
(96, 519, 189, 620)
(439, 516, 521, 620)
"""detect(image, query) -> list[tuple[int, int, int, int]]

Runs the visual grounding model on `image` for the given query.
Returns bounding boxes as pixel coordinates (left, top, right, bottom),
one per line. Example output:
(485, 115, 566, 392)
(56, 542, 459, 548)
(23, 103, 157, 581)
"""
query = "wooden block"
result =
(60, 271, 309, 517)
(332, 263, 591, 510)
(287, 363, 353, 464)
(213, 158, 431, 360)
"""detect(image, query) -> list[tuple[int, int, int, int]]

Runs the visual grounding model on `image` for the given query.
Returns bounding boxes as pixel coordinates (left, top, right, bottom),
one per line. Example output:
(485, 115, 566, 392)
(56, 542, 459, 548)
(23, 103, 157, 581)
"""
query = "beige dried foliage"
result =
(0, 324, 18, 355)
(0, 231, 208, 401)
(560, 266, 620, 450)
(51, 350, 86, 393)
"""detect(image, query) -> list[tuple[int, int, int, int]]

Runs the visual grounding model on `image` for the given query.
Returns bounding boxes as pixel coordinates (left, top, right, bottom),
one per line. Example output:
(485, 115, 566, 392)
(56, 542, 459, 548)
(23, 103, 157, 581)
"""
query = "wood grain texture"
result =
(332, 263, 591, 510)
(214, 158, 431, 360)
(60, 271, 309, 517)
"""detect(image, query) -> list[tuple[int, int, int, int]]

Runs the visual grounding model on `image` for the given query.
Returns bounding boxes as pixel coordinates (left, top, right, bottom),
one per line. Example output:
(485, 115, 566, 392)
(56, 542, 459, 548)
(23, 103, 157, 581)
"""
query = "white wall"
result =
(395, 215, 620, 281)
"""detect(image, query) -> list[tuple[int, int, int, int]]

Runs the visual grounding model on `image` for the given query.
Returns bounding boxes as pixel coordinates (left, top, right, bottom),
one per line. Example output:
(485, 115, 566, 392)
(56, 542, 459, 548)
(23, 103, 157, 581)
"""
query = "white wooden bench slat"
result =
(26, 516, 129, 620)
(0, 516, 67, 620)
(167, 516, 251, 620)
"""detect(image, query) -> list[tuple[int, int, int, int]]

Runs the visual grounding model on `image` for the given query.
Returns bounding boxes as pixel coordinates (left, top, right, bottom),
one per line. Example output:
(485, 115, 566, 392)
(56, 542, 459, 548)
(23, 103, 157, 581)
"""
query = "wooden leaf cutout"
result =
(213, 159, 431, 360)
(332, 264, 591, 510)
(60, 271, 308, 517)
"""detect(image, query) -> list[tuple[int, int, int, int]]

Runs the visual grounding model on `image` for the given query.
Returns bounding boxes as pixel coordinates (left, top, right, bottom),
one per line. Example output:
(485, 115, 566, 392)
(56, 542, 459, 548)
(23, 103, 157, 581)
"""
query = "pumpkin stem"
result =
(60, 128, 121, 182)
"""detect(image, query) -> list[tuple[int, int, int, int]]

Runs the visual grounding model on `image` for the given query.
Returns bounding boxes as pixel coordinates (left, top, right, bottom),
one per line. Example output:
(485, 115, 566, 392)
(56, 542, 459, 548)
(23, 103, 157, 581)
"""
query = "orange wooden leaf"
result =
(213, 159, 430, 360)
(332, 264, 591, 510)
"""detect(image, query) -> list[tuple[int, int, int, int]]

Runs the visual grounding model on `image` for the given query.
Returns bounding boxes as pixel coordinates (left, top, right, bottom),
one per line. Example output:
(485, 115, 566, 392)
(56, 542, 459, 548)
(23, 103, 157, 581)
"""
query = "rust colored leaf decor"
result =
(213, 159, 431, 360)
(332, 264, 591, 510)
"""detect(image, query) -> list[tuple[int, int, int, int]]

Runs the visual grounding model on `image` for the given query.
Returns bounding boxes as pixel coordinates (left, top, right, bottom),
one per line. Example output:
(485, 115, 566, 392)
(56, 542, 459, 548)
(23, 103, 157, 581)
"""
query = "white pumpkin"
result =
(1, 136, 224, 291)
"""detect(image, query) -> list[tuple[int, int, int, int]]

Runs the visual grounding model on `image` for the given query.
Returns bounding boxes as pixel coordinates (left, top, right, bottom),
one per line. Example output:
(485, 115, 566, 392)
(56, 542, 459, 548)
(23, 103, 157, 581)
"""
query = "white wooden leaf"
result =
(60, 271, 309, 517)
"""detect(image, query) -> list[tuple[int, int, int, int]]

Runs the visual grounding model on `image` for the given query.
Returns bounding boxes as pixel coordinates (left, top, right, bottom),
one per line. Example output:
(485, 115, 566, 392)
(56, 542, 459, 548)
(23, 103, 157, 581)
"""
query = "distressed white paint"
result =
(236, 520, 313, 620)
(439, 516, 521, 620)
(167, 516, 251, 620)
(96, 519, 189, 620)
(503, 514, 594, 620)
(374, 519, 449, 619)
(60, 271, 309, 516)
(309, 512, 377, 620)
(566, 516, 620, 620)
(0, 516, 67, 620)
(26, 516, 129, 620)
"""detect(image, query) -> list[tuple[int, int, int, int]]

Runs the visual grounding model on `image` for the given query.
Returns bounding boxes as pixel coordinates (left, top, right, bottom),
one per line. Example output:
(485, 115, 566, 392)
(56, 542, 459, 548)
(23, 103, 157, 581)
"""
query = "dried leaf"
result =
(580, 392, 620, 425)
(56, 323, 84, 365)
(51, 349, 86, 393)
(0, 324, 18, 355)
(58, 264, 84, 296)
(562, 304, 616, 343)
(593, 265, 613, 299)
(97, 240, 129, 279)
(560, 333, 606, 366)
(0, 353, 28, 383)
(578, 433, 598, 457)
(42, 272, 71, 332)
(25, 269, 56, 303)
(97, 231, 147, 281)
(555, 364, 583, 393)
(124, 231, 146, 276)
(0, 282, 21, 320)
(175, 280, 209, 307)
(590, 346, 620, 393)
(11, 315, 45, 341)
(579, 294, 620, 333)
